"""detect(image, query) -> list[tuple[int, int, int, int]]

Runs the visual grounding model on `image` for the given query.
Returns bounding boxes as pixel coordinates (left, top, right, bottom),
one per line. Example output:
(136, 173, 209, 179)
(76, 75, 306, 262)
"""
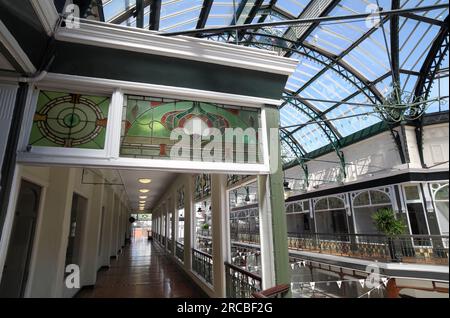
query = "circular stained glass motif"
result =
(29, 91, 110, 149)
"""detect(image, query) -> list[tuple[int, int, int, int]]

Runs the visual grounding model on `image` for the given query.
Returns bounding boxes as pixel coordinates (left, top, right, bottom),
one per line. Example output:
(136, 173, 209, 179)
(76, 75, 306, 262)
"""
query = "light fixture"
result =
(244, 187, 251, 202)
(139, 201, 146, 204)
(139, 195, 148, 199)
(139, 178, 152, 184)
(139, 189, 150, 193)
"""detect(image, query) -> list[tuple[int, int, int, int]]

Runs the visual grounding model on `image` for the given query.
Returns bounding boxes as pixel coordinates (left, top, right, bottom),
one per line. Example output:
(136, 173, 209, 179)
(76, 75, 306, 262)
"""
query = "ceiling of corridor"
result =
(89, 168, 177, 212)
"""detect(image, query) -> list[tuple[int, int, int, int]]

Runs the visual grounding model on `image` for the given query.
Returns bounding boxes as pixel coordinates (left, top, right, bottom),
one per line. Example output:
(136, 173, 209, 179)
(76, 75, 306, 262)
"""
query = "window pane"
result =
(407, 203, 429, 235)
(303, 200, 310, 212)
(29, 91, 110, 150)
(315, 198, 328, 211)
(287, 214, 312, 236)
(315, 210, 348, 234)
(353, 192, 370, 207)
(328, 197, 345, 209)
(354, 205, 391, 235)
(436, 185, 449, 201)
(370, 191, 391, 205)
(404, 186, 421, 201)
(435, 201, 449, 236)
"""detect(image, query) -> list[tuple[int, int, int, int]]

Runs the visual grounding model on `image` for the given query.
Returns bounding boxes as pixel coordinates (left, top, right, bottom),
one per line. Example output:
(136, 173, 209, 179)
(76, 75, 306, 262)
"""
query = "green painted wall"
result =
(50, 41, 288, 100)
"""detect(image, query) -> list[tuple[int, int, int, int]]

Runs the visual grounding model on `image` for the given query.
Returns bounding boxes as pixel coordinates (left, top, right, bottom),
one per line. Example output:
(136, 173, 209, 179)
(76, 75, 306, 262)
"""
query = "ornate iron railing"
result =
(287, 233, 449, 265)
(230, 232, 260, 245)
(176, 241, 184, 262)
(197, 229, 212, 238)
(225, 262, 262, 298)
(192, 249, 213, 285)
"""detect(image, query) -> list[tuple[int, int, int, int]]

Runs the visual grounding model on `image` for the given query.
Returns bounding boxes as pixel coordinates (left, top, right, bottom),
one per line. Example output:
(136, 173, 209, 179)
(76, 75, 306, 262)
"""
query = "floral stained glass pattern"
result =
(120, 95, 261, 162)
(29, 91, 110, 149)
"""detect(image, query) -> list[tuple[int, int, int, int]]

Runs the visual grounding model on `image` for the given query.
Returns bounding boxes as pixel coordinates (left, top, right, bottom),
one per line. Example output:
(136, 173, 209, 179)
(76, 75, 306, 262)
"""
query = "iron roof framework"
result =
(95, 0, 449, 175)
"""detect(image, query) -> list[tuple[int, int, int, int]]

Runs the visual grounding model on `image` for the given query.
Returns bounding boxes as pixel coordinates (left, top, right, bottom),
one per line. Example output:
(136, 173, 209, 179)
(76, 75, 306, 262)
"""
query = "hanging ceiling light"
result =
(139, 189, 150, 193)
(139, 195, 148, 199)
(139, 178, 152, 184)
(244, 187, 251, 202)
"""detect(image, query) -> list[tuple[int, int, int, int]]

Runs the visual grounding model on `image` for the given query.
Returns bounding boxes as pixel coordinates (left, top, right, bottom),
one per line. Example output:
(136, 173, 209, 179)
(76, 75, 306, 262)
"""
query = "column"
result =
(110, 194, 119, 258)
(79, 175, 105, 287)
(257, 106, 290, 292)
(99, 187, 114, 268)
(171, 192, 177, 256)
(211, 174, 228, 298)
(184, 174, 193, 270)
(165, 203, 170, 251)
(27, 167, 76, 298)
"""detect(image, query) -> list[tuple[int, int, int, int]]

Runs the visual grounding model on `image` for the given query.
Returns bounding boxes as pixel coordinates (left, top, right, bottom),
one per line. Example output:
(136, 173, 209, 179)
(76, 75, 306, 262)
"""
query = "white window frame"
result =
(16, 73, 274, 175)
(401, 183, 432, 247)
(430, 182, 449, 236)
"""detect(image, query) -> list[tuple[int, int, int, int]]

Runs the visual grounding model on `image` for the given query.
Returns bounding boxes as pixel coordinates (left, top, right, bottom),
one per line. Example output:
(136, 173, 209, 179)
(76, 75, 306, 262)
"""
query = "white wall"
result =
(286, 131, 403, 191)
(0, 165, 128, 298)
(423, 123, 449, 169)
(286, 122, 449, 192)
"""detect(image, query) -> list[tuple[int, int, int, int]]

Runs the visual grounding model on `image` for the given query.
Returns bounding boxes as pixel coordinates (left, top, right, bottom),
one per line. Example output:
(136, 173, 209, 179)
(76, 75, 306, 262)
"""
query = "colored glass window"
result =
(29, 91, 110, 150)
(120, 95, 261, 163)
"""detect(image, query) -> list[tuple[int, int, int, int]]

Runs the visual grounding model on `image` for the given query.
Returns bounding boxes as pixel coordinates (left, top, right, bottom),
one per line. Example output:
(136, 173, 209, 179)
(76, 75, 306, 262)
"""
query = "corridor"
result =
(77, 239, 207, 298)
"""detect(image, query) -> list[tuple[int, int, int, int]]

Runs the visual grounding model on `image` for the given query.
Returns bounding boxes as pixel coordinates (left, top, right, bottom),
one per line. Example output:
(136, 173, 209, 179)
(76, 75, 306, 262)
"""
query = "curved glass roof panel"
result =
(325, 93, 382, 137)
(298, 68, 360, 112)
(290, 123, 332, 153)
(275, 0, 311, 17)
(97, 0, 449, 165)
(280, 103, 312, 129)
(206, 0, 245, 27)
(159, 0, 204, 32)
(285, 56, 325, 92)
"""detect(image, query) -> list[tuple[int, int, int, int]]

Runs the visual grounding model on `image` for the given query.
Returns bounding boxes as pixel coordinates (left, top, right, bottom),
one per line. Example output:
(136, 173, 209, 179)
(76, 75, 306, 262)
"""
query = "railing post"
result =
(184, 175, 193, 271)
(211, 174, 227, 297)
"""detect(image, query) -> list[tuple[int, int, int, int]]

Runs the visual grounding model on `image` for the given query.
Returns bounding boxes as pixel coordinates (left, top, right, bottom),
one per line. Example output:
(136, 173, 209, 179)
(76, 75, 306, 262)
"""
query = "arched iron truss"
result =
(95, 0, 449, 174)
(280, 128, 309, 187)
(413, 15, 449, 167)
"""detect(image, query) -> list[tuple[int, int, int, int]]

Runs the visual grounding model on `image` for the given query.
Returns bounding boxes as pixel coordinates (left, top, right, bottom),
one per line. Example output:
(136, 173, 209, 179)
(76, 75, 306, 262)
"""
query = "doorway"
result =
(0, 180, 42, 297)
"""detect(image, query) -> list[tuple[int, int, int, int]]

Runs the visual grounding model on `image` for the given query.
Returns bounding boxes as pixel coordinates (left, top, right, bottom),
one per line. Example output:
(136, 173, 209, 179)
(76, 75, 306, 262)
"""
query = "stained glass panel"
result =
(29, 90, 110, 150)
(120, 95, 262, 163)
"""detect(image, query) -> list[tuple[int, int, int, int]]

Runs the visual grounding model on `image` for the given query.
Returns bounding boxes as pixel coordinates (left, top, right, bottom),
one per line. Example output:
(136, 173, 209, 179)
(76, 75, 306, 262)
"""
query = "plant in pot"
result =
(202, 223, 210, 235)
(372, 208, 407, 262)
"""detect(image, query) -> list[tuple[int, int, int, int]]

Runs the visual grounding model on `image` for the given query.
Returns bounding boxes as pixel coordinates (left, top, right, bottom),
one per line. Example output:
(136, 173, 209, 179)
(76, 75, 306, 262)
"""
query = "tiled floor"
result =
(77, 238, 207, 298)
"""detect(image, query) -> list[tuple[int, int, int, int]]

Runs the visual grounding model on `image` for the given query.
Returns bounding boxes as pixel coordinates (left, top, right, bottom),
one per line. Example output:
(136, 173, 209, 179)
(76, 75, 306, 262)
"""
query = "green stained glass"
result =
(29, 90, 110, 149)
(120, 95, 261, 162)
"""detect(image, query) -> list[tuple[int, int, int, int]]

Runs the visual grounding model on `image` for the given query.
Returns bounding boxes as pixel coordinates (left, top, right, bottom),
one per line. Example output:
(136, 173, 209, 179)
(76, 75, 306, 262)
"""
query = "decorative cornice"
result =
(40, 73, 283, 107)
(30, 0, 59, 36)
(55, 20, 298, 76)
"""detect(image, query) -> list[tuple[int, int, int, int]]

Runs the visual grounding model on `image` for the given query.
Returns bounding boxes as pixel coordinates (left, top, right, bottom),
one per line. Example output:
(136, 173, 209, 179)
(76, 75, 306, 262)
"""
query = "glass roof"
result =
(99, 0, 449, 165)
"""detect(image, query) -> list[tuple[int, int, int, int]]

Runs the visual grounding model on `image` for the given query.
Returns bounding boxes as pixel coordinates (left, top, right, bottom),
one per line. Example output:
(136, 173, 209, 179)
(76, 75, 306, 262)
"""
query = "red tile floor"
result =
(76, 238, 207, 298)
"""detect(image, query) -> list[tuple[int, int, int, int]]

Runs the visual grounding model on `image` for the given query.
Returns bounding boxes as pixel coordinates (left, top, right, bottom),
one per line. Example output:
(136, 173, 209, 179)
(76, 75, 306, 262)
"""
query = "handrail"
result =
(224, 261, 262, 281)
(288, 232, 450, 239)
(252, 284, 290, 298)
(192, 248, 213, 259)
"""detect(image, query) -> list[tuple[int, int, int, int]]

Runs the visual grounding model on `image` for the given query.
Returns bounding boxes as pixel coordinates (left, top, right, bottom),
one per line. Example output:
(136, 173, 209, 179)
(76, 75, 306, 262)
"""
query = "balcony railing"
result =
(287, 233, 449, 265)
(176, 241, 184, 262)
(225, 262, 262, 298)
(192, 249, 213, 285)
(231, 233, 260, 245)
(197, 229, 212, 238)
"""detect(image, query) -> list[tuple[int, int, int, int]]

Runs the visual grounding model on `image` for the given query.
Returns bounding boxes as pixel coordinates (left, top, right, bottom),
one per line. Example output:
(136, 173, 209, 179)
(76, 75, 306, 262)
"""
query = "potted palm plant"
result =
(372, 208, 408, 262)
